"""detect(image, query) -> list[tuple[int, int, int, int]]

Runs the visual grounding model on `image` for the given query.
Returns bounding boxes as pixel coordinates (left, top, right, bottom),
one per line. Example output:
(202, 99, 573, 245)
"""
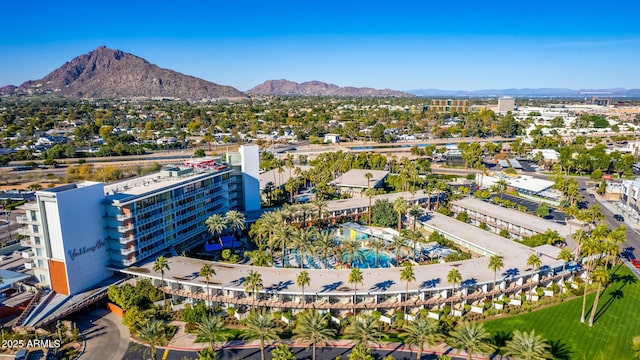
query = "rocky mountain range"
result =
(248, 79, 412, 97)
(4, 46, 638, 100)
(6, 46, 244, 100)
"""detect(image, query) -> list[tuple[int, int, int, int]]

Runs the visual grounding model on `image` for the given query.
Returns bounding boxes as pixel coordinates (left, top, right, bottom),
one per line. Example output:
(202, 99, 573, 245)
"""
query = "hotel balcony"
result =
(118, 224, 134, 232)
(117, 213, 132, 221)
(121, 247, 136, 256)
(24, 260, 35, 270)
(17, 215, 38, 224)
(19, 228, 39, 237)
(21, 250, 33, 259)
(119, 236, 135, 245)
(123, 258, 136, 266)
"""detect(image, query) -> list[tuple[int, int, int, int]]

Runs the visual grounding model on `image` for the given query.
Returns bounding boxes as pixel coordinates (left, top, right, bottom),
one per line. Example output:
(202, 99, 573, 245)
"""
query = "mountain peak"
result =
(16, 47, 244, 100)
(248, 79, 412, 97)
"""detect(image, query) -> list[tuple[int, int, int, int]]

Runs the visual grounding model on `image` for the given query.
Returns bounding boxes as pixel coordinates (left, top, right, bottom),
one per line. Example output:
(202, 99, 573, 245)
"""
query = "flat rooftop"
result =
(451, 198, 570, 237)
(122, 211, 563, 296)
(104, 163, 231, 204)
(326, 190, 429, 212)
(329, 169, 389, 189)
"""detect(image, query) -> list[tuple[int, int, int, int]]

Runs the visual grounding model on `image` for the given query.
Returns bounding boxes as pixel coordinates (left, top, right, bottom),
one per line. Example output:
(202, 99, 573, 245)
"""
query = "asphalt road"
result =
(576, 178, 640, 260)
(122, 343, 465, 360)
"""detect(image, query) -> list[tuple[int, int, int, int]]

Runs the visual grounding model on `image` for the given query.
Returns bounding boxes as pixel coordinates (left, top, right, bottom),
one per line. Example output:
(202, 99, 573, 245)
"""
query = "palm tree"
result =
(393, 197, 408, 233)
(400, 262, 416, 314)
(449, 322, 496, 360)
(273, 224, 294, 267)
(495, 179, 508, 200)
(365, 172, 373, 225)
(153, 256, 170, 304)
(503, 329, 552, 360)
(197, 314, 229, 350)
(199, 263, 216, 305)
(349, 268, 364, 314)
(409, 205, 422, 232)
(404, 229, 425, 262)
(293, 311, 336, 360)
(488, 255, 504, 301)
(225, 210, 246, 251)
(245, 270, 263, 309)
(342, 239, 364, 268)
(311, 198, 329, 224)
(293, 227, 315, 268)
(344, 314, 384, 348)
(242, 309, 280, 360)
(137, 319, 166, 360)
(369, 238, 385, 267)
(205, 214, 227, 242)
(580, 234, 598, 323)
(297, 270, 311, 308)
(588, 266, 609, 327)
(558, 247, 573, 272)
(447, 268, 462, 310)
(605, 225, 626, 269)
(391, 235, 407, 264)
(314, 230, 337, 268)
(526, 253, 541, 299)
(401, 317, 442, 360)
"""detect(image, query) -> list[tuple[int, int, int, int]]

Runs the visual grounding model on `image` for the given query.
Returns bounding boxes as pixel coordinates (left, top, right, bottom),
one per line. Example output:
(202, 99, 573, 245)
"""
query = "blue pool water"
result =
(351, 248, 393, 268)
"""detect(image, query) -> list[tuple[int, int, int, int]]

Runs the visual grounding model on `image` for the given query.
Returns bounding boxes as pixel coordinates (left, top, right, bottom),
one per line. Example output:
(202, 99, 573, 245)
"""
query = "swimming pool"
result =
(351, 248, 394, 268)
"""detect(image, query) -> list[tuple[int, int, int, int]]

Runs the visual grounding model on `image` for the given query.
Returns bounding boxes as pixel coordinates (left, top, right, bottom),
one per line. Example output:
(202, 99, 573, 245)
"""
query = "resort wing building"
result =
(18, 145, 260, 296)
(450, 198, 572, 241)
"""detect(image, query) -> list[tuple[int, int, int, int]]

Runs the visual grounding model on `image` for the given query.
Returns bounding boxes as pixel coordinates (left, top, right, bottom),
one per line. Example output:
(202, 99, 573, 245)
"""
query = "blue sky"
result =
(1, 1, 639, 91)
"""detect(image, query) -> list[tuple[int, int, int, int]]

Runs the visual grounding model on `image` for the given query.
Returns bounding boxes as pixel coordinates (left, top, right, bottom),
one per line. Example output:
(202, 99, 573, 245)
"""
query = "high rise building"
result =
(18, 145, 260, 295)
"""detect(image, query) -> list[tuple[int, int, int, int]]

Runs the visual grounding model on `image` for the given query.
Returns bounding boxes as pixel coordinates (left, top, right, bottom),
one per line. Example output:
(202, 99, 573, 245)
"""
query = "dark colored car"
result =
(589, 194, 596, 198)
(614, 214, 624, 221)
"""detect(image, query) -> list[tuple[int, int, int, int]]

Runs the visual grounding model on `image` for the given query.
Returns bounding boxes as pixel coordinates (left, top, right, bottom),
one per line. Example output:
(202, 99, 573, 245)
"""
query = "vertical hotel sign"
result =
(68, 239, 106, 261)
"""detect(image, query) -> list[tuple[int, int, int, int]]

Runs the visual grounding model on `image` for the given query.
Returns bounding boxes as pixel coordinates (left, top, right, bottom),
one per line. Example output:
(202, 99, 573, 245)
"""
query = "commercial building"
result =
(18, 145, 260, 296)
(427, 99, 470, 113)
(498, 96, 516, 113)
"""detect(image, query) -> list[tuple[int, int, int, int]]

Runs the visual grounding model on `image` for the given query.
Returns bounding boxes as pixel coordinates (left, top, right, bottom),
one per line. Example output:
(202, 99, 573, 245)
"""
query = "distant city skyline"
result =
(1, 1, 639, 92)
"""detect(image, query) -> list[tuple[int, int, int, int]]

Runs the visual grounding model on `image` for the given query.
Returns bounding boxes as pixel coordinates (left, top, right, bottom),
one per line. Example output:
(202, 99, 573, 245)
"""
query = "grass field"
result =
(482, 265, 640, 360)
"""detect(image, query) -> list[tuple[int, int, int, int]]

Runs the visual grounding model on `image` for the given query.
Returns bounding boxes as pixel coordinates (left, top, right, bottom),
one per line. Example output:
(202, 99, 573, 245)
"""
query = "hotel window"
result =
(34, 237, 41, 245)
(36, 248, 43, 257)
(32, 225, 39, 233)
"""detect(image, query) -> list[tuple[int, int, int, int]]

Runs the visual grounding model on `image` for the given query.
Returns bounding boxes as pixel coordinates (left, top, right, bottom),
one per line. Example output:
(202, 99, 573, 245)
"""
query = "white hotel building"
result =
(18, 145, 260, 296)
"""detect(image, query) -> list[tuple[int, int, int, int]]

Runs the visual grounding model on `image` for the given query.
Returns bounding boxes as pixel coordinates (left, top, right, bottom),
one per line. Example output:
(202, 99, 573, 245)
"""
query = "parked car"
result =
(631, 259, 640, 265)
(588, 194, 596, 198)
(635, 262, 640, 269)
(614, 214, 624, 221)
(15, 349, 28, 360)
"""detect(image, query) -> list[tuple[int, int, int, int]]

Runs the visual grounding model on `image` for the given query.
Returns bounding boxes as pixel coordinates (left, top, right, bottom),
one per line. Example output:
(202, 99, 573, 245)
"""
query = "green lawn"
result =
(482, 266, 640, 360)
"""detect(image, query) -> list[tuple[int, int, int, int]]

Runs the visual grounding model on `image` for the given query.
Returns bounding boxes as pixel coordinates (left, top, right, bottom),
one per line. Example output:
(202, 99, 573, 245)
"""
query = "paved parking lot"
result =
(495, 193, 567, 222)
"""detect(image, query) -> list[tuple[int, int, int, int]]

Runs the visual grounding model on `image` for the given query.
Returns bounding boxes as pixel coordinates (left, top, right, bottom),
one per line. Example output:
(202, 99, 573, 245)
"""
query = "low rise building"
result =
(450, 198, 572, 241)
